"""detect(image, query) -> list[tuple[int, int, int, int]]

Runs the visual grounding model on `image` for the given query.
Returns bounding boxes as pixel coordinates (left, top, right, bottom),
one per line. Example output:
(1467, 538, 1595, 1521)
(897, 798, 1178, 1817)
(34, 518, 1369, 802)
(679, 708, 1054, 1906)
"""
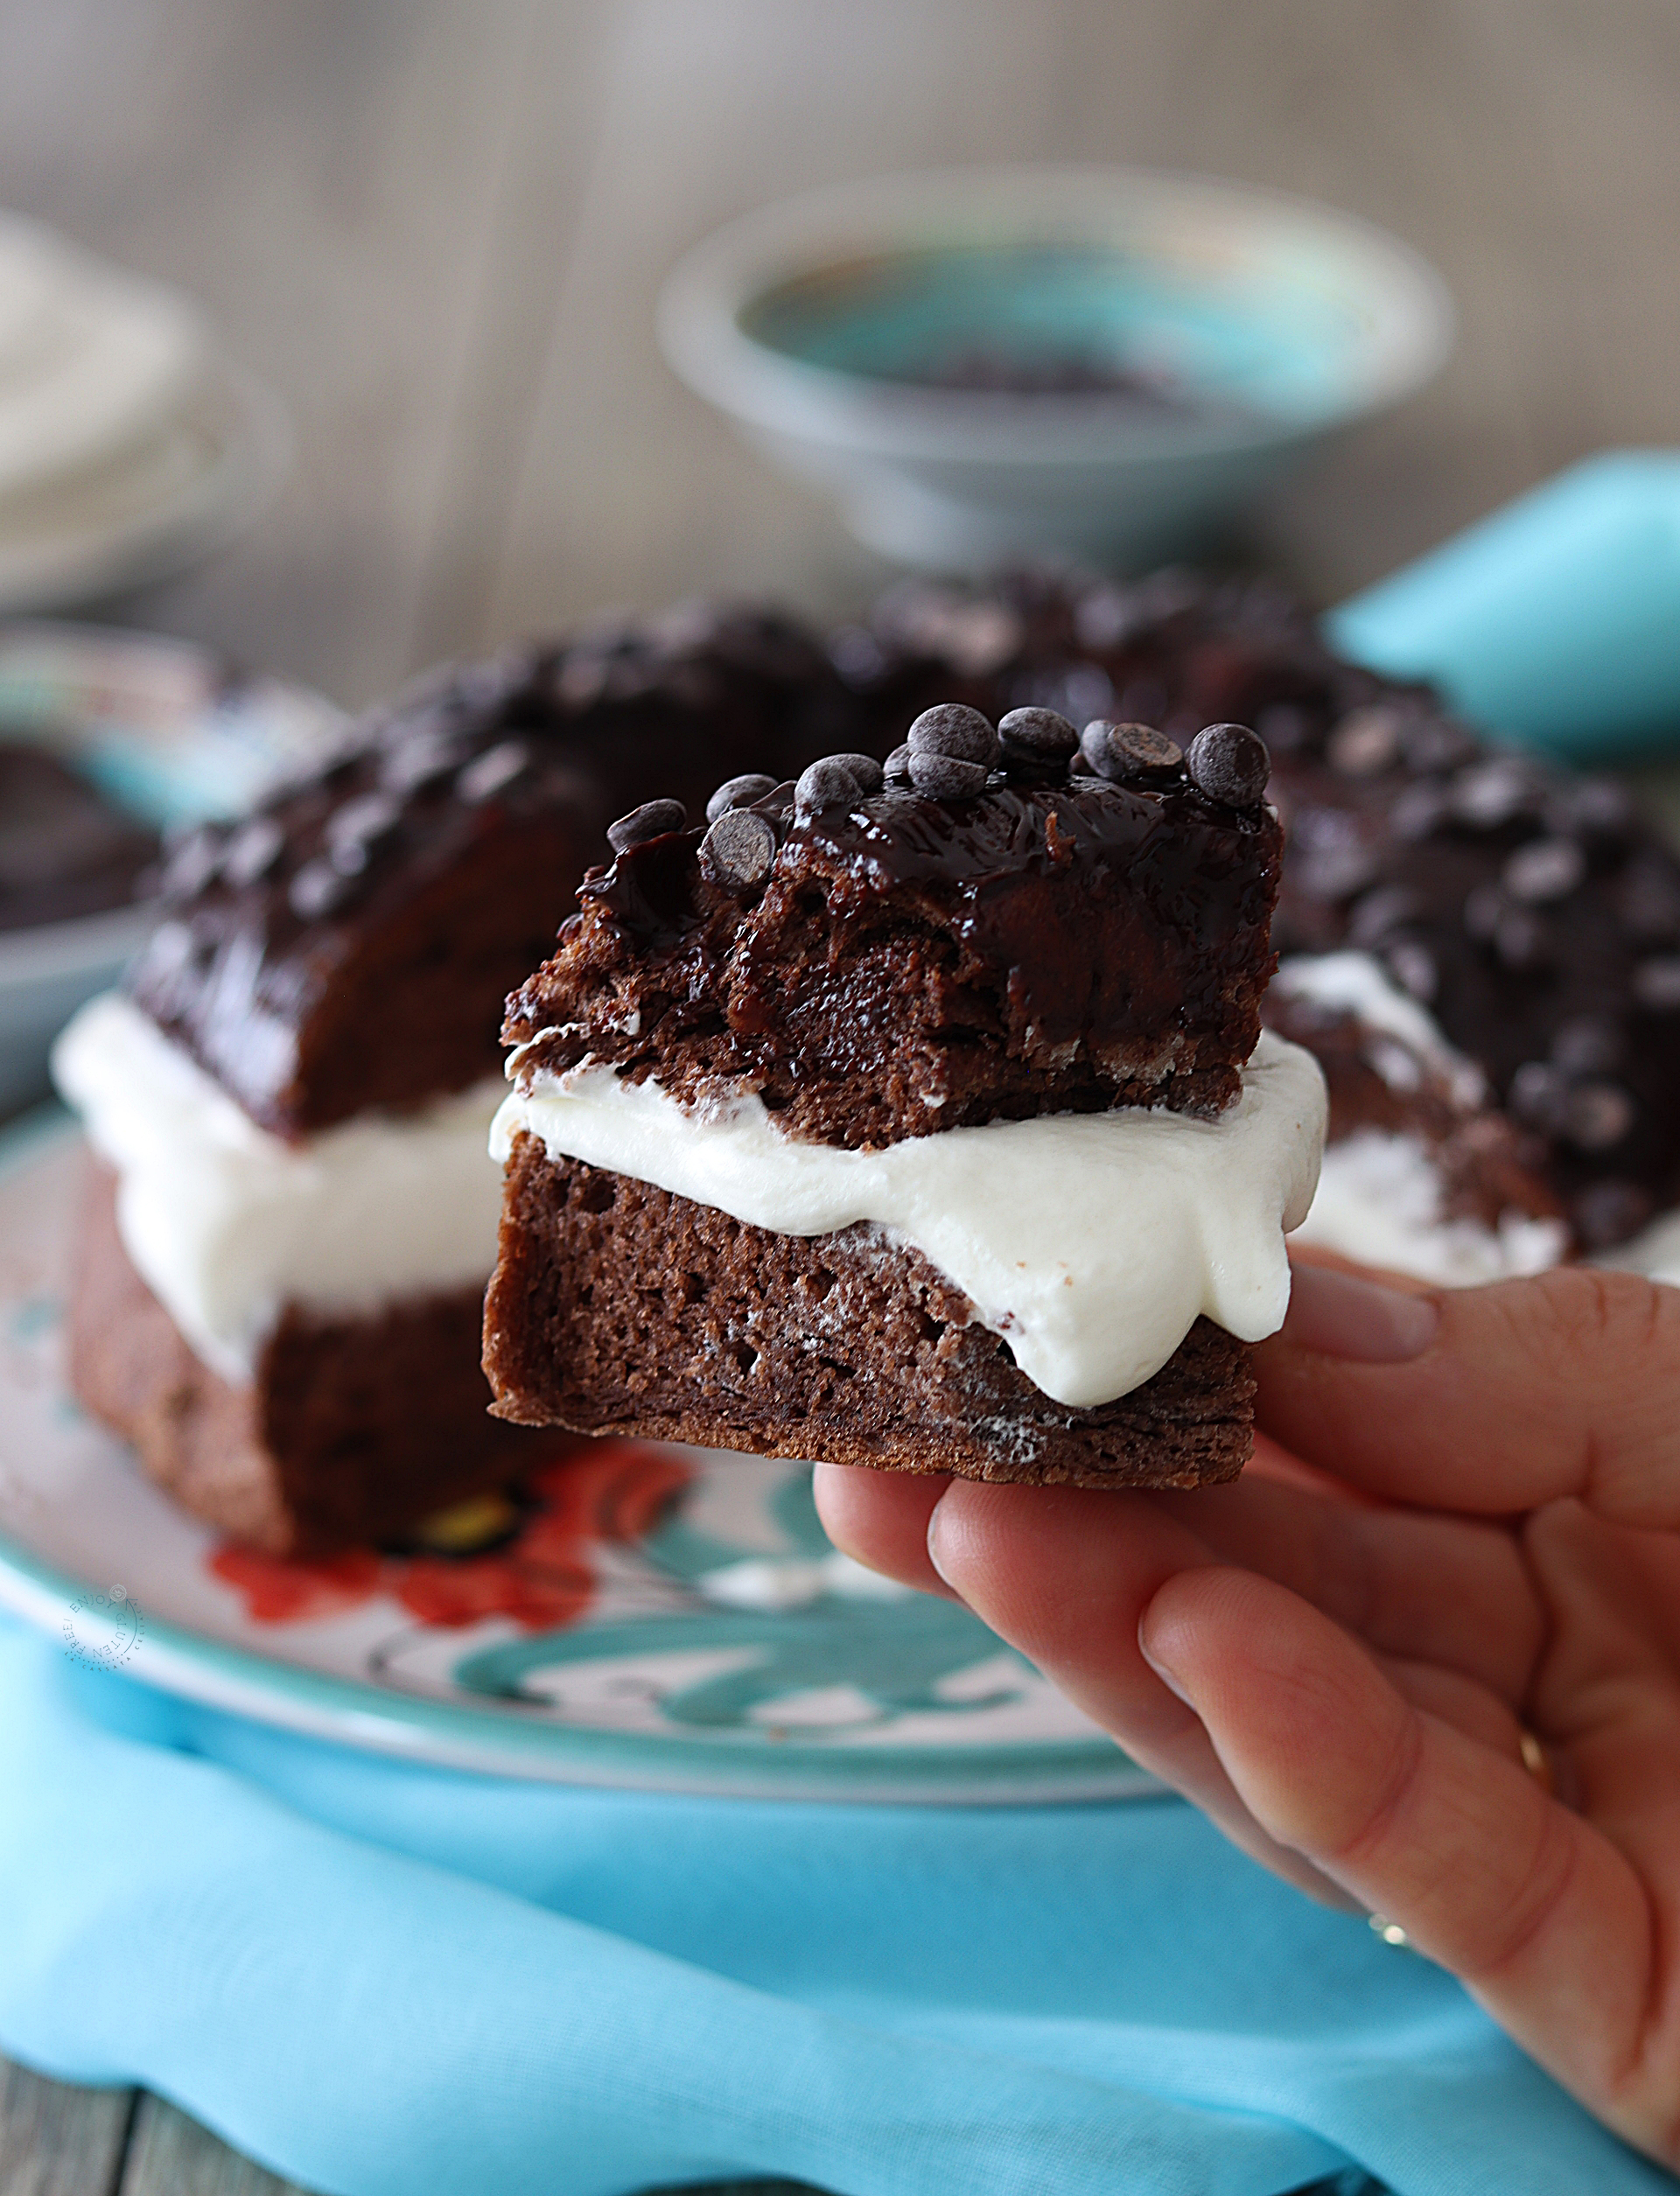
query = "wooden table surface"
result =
(2, 0, 1677, 2187)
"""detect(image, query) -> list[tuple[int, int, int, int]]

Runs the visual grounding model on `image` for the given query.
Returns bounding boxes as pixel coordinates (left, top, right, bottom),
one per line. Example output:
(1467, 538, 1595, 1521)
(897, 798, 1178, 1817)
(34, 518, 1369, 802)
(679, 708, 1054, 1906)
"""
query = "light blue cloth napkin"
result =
(0, 1620, 1668, 2196)
(1326, 451, 1680, 763)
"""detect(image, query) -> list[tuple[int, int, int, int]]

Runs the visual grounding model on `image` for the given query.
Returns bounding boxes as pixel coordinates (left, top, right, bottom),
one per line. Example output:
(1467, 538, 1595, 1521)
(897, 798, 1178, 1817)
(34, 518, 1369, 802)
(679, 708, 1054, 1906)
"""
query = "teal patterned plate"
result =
(0, 1114, 1158, 1803)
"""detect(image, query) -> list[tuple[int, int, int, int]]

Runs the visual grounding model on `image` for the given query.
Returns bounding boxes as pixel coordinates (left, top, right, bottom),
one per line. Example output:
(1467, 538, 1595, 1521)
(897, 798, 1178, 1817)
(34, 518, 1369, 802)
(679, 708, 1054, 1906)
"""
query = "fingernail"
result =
(926, 1493, 955, 1588)
(1138, 1636, 1194, 1707)
(1285, 1261, 1438, 1362)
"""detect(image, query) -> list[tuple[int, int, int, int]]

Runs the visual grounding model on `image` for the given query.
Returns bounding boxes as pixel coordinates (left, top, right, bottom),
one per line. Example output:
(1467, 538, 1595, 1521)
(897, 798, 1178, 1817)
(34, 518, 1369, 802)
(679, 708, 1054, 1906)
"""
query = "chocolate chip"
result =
(380, 727, 472, 794)
(1326, 707, 1402, 777)
(1551, 1016, 1623, 1074)
(1184, 723, 1269, 806)
(607, 798, 686, 853)
(794, 759, 861, 816)
(456, 740, 532, 804)
(1563, 1080, 1635, 1151)
(826, 752, 886, 794)
(1450, 759, 1533, 829)
(1509, 1060, 1567, 1130)
(1080, 720, 1182, 781)
(1635, 957, 1680, 1011)
(1398, 717, 1478, 773)
(1295, 840, 1379, 901)
(1494, 907, 1552, 971)
(220, 817, 284, 890)
(289, 857, 360, 919)
(326, 793, 402, 873)
(908, 751, 990, 800)
(1545, 776, 1634, 843)
(1502, 836, 1586, 904)
(1572, 1178, 1652, 1249)
(1073, 584, 1144, 651)
(884, 744, 914, 781)
(700, 807, 777, 893)
(1385, 941, 1438, 1003)
(1390, 782, 1452, 842)
(906, 703, 998, 766)
(704, 773, 780, 823)
(1620, 857, 1680, 940)
(1462, 882, 1506, 942)
(1346, 885, 1420, 948)
(143, 919, 198, 977)
(998, 707, 1080, 763)
(158, 828, 225, 901)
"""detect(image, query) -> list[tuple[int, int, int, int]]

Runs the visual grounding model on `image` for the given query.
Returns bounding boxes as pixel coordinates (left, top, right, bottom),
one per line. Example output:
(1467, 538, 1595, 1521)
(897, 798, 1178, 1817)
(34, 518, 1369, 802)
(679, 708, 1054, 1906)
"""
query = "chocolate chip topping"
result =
(1079, 719, 1183, 782)
(700, 806, 778, 894)
(906, 703, 998, 766)
(220, 817, 284, 889)
(794, 758, 863, 816)
(1184, 724, 1269, 808)
(884, 743, 914, 780)
(456, 739, 532, 804)
(607, 799, 686, 853)
(907, 751, 990, 800)
(998, 706, 1079, 763)
(705, 773, 779, 823)
(1502, 836, 1586, 904)
(827, 752, 886, 794)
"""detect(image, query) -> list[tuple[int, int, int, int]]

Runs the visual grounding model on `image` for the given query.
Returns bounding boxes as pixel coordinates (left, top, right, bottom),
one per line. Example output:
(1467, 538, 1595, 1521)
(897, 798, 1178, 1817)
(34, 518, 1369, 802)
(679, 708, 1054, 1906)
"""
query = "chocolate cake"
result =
(54, 605, 861, 1554)
(836, 569, 1680, 1262)
(485, 706, 1326, 1490)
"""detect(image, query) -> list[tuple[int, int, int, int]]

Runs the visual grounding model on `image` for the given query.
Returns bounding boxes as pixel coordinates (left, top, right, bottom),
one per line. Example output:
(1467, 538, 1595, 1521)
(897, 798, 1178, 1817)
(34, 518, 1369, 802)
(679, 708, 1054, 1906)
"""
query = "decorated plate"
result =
(0, 1114, 1158, 1803)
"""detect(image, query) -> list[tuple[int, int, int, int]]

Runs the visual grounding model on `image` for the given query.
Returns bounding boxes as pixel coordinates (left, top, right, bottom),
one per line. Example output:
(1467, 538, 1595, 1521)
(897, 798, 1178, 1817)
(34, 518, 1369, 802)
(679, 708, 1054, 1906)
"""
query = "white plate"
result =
(0, 1117, 1158, 1805)
(0, 353, 290, 615)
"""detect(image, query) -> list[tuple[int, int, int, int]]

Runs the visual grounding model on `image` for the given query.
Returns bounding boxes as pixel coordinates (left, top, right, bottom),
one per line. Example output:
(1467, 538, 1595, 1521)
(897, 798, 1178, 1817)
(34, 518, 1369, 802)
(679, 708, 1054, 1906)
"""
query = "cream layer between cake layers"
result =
(492, 1029, 1328, 1411)
(52, 991, 506, 1383)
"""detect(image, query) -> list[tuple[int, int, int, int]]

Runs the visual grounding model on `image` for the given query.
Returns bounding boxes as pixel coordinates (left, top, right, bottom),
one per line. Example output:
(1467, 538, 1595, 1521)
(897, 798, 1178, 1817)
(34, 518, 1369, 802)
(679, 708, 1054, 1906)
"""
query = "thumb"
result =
(1256, 1259, 1680, 1528)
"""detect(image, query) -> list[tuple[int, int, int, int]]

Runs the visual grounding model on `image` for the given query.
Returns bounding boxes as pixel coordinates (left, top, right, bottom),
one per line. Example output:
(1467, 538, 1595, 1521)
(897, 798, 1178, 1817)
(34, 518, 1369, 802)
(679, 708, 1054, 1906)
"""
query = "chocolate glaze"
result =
(125, 608, 857, 1137)
(506, 744, 1282, 1150)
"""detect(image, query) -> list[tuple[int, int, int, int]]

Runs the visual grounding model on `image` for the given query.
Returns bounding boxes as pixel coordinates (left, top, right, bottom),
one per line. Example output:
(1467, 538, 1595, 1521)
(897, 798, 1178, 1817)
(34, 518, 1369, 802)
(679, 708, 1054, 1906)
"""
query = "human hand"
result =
(814, 1258, 1680, 2166)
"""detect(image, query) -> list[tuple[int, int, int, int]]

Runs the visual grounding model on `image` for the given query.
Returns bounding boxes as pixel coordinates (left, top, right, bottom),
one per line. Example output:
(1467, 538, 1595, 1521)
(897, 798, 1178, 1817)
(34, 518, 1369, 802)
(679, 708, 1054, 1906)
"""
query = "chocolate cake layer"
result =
(128, 607, 855, 1138)
(71, 1163, 556, 1555)
(485, 1139, 1254, 1490)
(506, 731, 1282, 1150)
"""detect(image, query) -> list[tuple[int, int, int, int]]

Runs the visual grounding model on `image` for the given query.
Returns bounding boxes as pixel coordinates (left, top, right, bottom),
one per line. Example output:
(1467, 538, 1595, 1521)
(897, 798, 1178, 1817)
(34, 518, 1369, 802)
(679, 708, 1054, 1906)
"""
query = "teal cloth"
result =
(0, 1620, 1668, 2196)
(1326, 451, 1680, 762)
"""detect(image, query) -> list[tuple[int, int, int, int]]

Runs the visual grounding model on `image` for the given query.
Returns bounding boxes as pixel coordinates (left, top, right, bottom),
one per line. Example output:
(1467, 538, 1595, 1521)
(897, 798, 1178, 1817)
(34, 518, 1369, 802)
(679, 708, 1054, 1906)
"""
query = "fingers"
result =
(1151, 1467, 1544, 1702)
(812, 1462, 953, 1597)
(1139, 1566, 1662, 2148)
(1257, 1260, 1680, 1528)
(926, 1478, 1357, 1904)
(819, 1453, 1545, 1703)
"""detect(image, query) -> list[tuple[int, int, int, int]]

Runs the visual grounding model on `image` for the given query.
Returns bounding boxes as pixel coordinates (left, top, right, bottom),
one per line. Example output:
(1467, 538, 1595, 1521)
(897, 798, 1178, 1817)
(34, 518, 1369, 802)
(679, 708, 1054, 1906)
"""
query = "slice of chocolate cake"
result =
(484, 706, 1326, 1491)
(52, 605, 864, 1554)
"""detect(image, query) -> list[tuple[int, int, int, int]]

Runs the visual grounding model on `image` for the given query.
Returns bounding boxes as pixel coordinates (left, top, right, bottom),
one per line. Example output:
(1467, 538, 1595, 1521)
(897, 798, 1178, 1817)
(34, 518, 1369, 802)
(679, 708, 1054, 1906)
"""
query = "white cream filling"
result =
(492, 1031, 1326, 1411)
(52, 992, 506, 1383)
(1292, 1127, 1568, 1287)
(1273, 950, 1488, 1108)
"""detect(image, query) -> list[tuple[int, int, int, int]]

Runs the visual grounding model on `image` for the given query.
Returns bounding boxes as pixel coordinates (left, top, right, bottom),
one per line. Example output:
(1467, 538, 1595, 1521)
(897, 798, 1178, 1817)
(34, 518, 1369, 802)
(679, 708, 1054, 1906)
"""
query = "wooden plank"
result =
(0, 2055, 131, 2196)
(119, 2095, 312, 2196)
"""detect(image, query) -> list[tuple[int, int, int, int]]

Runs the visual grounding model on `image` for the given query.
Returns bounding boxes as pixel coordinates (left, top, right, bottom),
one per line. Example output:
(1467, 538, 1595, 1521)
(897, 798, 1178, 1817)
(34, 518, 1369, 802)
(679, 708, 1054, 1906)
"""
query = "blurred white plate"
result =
(0, 214, 207, 503)
(0, 354, 290, 616)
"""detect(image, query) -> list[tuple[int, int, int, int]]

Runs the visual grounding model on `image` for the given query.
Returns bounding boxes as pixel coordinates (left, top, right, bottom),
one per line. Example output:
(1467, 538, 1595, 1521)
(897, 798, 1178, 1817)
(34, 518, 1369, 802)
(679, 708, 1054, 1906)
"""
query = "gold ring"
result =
(1519, 1727, 1557, 1798)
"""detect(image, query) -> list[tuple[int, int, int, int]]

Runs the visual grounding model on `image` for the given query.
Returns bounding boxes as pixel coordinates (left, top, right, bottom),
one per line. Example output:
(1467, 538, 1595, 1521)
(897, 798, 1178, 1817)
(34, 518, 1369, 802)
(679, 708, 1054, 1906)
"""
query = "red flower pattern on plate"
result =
(207, 1443, 692, 1632)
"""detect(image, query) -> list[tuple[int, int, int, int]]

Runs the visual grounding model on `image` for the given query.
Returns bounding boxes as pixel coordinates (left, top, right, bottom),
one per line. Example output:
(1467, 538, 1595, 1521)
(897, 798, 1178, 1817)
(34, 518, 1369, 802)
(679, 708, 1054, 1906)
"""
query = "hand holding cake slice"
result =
(484, 705, 1327, 1489)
